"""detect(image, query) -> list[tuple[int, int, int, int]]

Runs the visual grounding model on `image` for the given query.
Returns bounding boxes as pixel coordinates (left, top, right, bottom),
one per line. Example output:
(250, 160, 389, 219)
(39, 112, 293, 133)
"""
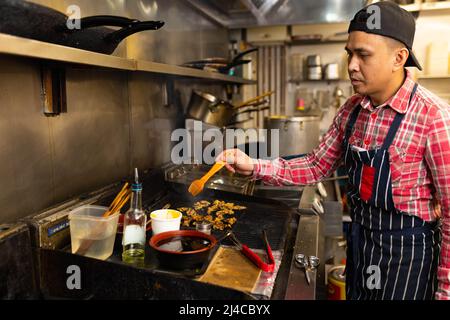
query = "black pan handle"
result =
(219, 59, 251, 73)
(56, 15, 141, 32)
(80, 15, 140, 28)
(232, 48, 258, 63)
(105, 21, 165, 43)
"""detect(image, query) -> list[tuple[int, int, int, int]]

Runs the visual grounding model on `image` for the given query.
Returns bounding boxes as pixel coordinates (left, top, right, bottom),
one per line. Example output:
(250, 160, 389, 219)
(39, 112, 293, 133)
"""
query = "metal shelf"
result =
(418, 74, 450, 79)
(400, 3, 422, 12)
(288, 79, 348, 83)
(0, 33, 256, 85)
(286, 39, 347, 46)
(0, 33, 135, 70)
(136, 60, 256, 84)
(401, 1, 450, 12)
(421, 1, 450, 11)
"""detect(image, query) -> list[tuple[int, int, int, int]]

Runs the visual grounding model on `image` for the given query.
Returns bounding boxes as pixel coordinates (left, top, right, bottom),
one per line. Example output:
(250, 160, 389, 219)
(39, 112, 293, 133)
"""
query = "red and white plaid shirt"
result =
(254, 71, 450, 299)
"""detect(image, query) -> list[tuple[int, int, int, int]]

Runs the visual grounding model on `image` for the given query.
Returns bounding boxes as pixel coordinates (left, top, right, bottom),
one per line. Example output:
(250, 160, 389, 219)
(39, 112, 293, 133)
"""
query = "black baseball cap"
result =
(348, 1, 422, 70)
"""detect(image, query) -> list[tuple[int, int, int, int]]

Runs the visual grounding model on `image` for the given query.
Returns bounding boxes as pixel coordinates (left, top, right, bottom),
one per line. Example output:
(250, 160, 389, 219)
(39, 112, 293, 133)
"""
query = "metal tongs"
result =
(228, 230, 275, 273)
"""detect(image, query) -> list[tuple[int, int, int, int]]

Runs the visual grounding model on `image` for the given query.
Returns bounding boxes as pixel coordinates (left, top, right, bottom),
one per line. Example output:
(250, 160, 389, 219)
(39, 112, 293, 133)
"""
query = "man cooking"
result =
(217, 2, 450, 300)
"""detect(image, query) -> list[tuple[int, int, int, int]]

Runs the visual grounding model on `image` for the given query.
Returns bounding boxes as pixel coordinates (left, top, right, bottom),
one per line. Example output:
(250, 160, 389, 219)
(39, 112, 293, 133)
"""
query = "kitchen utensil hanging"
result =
(235, 91, 274, 109)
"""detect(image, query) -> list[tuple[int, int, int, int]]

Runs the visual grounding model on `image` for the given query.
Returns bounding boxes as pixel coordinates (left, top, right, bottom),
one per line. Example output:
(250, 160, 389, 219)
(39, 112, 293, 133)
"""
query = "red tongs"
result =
(229, 230, 275, 273)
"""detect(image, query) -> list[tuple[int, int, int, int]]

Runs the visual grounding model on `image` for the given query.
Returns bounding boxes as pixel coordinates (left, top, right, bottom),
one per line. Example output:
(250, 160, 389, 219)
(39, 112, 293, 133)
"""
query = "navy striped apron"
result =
(343, 83, 441, 300)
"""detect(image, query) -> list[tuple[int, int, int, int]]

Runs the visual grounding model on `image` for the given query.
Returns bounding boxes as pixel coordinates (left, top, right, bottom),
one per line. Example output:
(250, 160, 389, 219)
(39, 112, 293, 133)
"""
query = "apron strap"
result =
(344, 105, 362, 142)
(380, 112, 405, 151)
(380, 83, 419, 151)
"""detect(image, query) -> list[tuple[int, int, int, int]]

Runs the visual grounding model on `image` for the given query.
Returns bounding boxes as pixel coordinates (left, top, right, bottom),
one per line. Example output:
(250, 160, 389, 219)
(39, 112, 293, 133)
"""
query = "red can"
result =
(327, 265, 346, 300)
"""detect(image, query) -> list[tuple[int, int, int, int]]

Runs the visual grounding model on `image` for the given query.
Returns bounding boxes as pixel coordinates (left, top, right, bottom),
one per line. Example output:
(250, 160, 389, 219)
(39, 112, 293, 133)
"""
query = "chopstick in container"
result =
(103, 183, 130, 217)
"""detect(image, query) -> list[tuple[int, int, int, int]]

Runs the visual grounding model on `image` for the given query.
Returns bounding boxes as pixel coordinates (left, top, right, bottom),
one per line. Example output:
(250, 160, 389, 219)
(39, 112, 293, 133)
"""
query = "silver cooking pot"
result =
(264, 115, 320, 157)
(186, 90, 235, 128)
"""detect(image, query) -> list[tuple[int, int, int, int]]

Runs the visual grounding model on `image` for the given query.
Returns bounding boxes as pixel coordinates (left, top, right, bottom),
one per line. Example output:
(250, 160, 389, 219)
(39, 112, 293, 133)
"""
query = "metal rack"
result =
(400, 0, 450, 12)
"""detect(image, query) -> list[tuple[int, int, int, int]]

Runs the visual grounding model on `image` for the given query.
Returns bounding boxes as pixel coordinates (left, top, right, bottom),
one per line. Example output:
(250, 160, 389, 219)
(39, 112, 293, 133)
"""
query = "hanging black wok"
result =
(0, 0, 164, 54)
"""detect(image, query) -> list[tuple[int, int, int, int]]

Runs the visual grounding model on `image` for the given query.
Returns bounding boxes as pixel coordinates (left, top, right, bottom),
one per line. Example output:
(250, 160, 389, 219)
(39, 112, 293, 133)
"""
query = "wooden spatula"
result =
(234, 91, 274, 109)
(188, 162, 225, 197)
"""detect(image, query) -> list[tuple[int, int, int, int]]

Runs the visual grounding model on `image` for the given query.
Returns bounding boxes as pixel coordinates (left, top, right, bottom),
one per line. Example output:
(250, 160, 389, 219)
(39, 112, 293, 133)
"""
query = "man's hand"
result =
(216, 149, 256, 176)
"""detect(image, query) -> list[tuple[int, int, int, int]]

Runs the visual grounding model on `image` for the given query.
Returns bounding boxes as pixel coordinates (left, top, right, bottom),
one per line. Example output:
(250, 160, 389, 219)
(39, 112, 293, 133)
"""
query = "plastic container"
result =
(68, 205, 119, 260)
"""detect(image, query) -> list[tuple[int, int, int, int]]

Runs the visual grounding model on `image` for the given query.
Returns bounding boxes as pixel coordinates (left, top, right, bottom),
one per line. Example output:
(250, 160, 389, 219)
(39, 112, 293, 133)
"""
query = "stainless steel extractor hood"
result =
(186, 0, 367, 28)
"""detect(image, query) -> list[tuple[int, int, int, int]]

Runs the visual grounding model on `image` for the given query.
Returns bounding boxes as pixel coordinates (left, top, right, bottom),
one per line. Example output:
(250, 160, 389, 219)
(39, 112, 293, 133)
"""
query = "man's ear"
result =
(393, 47, 409, 71)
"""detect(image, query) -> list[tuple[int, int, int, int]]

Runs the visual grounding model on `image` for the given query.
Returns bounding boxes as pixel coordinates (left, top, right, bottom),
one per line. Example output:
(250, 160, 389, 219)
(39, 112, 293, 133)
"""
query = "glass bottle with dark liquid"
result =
(122, 168, 146, 266)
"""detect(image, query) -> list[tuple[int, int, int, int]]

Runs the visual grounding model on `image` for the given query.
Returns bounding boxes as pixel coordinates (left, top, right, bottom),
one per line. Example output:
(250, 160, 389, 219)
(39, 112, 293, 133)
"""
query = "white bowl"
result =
(150, 209, 182, 235)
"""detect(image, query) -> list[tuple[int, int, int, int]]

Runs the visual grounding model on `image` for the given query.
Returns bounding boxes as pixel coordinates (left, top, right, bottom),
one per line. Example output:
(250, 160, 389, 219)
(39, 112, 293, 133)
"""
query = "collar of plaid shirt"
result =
(359, 69, 416, 114)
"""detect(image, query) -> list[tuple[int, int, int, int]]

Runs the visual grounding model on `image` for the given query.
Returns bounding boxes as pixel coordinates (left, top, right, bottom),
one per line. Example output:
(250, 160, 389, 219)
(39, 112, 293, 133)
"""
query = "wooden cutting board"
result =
(198, 246, 262, 293)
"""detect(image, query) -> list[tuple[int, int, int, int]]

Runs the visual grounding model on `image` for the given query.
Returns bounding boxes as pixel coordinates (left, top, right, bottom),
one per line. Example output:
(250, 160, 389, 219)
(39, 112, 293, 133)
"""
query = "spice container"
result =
(196, 222, 212, 235)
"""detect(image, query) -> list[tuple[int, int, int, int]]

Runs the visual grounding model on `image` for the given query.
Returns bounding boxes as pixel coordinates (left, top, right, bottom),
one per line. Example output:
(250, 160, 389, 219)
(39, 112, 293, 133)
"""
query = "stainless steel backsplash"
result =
(0, 0, 229, 222)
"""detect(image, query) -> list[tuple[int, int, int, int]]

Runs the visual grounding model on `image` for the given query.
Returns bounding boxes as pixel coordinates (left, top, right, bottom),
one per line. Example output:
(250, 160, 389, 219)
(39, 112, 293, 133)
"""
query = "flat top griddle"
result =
(149, 189, 291, 251)
(48, 169, 296, 299)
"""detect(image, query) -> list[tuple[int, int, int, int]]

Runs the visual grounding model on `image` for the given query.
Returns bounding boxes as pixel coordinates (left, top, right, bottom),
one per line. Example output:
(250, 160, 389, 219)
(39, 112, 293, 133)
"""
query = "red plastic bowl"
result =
(149, 230, 217, 270)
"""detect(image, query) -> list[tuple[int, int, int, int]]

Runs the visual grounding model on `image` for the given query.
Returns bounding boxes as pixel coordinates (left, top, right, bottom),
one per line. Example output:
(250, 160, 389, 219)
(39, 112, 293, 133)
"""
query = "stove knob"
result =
(317, 182, 327, 198)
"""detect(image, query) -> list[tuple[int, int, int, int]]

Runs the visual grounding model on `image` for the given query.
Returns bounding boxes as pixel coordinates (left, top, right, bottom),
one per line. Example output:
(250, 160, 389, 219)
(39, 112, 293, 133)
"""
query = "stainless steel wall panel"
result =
(275, 46, 281, 115)
(128, 75, 228, 169)
(50, 67, 130, 203)
(128, 72, 170, 169)
(257, 48, 263, 128)
(0, 56, 54, 222)
(126, 0, 229, 64)
(255, 44, 286, 126)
